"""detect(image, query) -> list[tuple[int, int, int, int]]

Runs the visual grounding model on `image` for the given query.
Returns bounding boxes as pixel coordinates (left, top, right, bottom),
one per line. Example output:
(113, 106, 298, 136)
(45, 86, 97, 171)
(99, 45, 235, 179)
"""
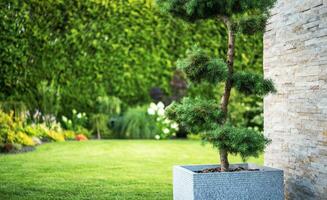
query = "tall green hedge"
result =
(0, 0, 263, 120)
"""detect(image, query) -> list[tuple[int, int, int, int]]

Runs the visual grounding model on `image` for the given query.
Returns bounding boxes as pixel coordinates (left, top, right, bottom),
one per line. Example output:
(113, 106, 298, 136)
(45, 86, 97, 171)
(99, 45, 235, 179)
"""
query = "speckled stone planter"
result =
(173, 163, 284, 200)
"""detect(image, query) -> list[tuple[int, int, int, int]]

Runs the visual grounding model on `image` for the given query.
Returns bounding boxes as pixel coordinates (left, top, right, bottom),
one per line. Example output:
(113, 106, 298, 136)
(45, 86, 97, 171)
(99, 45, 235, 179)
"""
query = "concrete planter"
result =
(173, 163, 284, 200)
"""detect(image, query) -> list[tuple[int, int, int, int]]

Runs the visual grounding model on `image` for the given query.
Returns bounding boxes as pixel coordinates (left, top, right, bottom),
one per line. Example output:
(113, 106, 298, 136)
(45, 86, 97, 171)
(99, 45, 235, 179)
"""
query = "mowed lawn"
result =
(0, 140, 263, 200)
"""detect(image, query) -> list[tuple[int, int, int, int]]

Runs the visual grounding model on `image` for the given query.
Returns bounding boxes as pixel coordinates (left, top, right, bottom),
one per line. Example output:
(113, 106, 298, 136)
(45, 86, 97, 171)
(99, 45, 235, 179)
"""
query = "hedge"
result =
(0, 0, 263, 121)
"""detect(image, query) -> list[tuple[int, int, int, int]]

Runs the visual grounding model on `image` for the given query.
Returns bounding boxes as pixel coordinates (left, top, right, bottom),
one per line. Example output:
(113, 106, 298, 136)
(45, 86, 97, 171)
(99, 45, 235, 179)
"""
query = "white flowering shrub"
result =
(147, 102, 179, 140)
(61, 109, 91, 137)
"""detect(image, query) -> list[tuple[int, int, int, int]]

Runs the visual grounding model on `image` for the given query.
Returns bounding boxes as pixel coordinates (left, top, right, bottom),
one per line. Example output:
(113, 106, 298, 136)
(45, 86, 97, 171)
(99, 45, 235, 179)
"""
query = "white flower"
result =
(155, 135, 160, 140)
(62, 116, 68, 122)
(34, 110, 41, 119)
(147, 107, 156, 115)
(163, 128, 170, 134)
(157, 108, 165, 116)
(149, 102, 157, 111)
(72, 109, 77, 114)
(157, 102, 165, 109)
(77, 113, 82, 118)
(171, 122, 179, 130)
(163, 118, 171, 124)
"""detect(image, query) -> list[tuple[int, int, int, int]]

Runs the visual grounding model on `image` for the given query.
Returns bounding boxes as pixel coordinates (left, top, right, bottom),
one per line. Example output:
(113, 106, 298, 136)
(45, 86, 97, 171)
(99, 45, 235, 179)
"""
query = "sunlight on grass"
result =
(0, 140, 263, 200)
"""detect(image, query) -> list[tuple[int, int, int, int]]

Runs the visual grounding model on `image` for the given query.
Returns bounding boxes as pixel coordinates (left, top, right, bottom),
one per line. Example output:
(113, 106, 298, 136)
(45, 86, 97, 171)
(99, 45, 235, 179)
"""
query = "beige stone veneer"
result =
(264, 0, 327, 199)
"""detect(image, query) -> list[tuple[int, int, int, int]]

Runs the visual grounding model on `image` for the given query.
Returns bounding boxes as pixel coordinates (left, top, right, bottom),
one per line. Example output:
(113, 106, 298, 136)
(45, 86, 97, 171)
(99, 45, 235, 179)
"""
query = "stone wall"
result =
(264, 0, 327, 199)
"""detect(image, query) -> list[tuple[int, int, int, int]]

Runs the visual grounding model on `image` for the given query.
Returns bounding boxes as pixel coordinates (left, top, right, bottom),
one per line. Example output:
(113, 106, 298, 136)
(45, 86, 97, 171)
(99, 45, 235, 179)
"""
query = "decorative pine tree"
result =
(157, 0, 277, 171)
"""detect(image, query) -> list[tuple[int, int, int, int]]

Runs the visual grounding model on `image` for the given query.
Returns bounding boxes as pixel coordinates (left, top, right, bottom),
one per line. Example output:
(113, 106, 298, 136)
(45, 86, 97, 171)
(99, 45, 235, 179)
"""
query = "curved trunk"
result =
(219, 18, 235, 172)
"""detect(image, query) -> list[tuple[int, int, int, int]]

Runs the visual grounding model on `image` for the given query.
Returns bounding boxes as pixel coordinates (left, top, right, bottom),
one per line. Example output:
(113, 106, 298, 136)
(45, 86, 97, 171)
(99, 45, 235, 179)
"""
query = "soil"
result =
(1, 145, 36, 154)
(195, 166, 260, 173)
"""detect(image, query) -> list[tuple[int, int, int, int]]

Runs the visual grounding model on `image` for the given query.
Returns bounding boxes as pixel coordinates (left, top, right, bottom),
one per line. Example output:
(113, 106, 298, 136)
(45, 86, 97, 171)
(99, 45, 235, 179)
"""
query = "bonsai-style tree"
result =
(158, 0, 277, 171)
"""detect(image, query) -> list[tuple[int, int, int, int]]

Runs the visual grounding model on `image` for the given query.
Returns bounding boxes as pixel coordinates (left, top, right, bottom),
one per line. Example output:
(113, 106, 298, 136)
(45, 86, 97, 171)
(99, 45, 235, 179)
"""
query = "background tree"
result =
(159, 0, 277, 171)
(90, 94, 121, 139)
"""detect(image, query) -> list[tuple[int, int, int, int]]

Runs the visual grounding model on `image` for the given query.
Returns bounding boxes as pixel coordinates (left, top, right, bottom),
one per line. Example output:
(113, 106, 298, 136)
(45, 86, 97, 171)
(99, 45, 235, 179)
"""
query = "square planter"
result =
(173, 163, 284, 200)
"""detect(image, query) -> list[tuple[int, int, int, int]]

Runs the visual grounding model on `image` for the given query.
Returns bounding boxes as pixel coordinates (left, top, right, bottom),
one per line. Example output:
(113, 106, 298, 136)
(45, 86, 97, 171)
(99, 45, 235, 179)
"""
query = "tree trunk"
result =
(221, 18, 235, 116)
(219, 17, 235, 172)
(219, 148, 229, 172)
(97, 127, 101, 140)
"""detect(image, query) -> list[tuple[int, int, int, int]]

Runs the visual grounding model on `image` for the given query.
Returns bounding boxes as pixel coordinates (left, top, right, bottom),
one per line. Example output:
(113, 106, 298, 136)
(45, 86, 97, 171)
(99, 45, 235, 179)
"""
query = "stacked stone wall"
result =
(264, 0, 327, 199)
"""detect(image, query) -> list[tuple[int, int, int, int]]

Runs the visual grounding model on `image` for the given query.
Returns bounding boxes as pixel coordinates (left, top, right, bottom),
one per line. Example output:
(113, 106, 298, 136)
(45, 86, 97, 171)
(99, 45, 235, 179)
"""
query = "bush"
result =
(147, 102, 179, 139)
(0, 111, 14, 144)
(0, 101, 27, 121)
(61, 109, 91, 138)
(0, 110, 36, 148)
(120, 106, 157, 139)
(75, 134, 88, 141)
(16, 132, 35, 146)
(46, 130, 65, 142)
(62, 130, 76, 140)
(0, 107, 81, 153)
(24, 125, 43, 137)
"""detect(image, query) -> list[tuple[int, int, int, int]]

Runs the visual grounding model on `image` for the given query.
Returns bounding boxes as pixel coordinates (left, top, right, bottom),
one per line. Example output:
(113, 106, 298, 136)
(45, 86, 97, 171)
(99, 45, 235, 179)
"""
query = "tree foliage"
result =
(1, 0, 266, 118)
(156, 0, 276, 38)
(156, 0, 276, 27)
(176, 47, 227, 84)
(158, 0, 277, 170)
(166, 97, 224, 133)
(232, 72, 276, 96)
(204, 125, 271, 160)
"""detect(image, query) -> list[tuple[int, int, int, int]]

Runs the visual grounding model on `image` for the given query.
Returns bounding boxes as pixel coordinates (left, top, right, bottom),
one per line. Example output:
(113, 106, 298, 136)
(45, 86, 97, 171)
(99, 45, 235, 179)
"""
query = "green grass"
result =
(0, 140, 263, 200)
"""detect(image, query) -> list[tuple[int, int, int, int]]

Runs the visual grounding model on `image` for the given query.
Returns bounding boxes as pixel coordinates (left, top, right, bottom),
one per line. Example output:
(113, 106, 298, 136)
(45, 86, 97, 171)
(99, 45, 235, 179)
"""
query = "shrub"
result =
(16, 132, 35, 146)
(147, 102, 179, 139)
(75, 134, 88, 141)
(62, 130, 76, 140)
(23, 124, 44, 137)
(0, 111, 14, 144)
(46, 130, 65, 142)
(61, 109, 87, 130)
(23, 123, 68, 142)
(61, 109, 91, 138)
(120, 106, 157, 139)
(0, 110, 36, 149)
(0, 101, 27, 121)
